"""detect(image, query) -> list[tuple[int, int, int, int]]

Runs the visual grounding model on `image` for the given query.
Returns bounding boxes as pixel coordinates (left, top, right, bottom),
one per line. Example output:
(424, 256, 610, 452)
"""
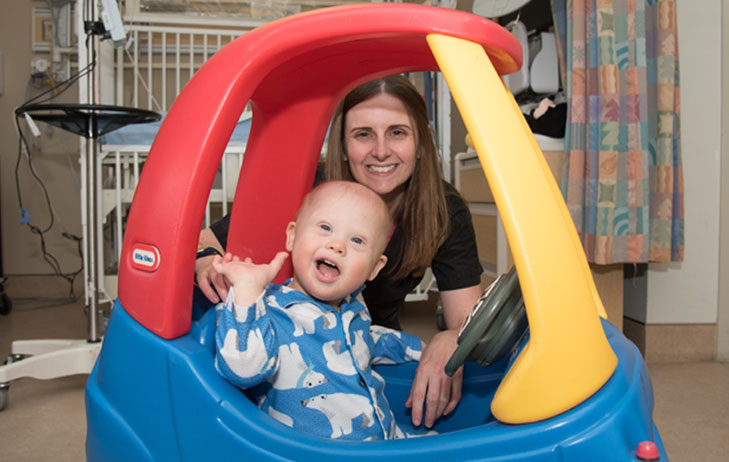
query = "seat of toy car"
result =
(185, 299, 516, 433)
(189, 307, 217, 354)
(185, 267, 536, 436)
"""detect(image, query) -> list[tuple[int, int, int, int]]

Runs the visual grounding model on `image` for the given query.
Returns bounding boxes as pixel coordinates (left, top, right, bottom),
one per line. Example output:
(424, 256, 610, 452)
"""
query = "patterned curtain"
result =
(551, 0, 683, 264)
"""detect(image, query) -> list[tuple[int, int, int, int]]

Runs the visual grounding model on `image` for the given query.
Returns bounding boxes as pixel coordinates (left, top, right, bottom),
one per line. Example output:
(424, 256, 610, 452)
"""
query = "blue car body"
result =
(86, 301, 666, 461)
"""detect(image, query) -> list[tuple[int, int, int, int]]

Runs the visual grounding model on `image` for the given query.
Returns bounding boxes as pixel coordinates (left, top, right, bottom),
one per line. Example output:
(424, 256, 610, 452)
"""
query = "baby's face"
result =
(285, 190, 388, 307)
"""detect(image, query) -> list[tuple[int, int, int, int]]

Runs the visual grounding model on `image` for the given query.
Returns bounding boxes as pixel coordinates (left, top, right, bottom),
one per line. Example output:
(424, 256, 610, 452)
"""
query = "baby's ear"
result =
(285, 222, 296, 252)
(367, 255, 388, 281)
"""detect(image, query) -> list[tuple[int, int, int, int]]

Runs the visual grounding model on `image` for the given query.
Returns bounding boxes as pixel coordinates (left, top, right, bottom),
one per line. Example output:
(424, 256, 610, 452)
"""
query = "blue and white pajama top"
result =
(215, 282, 423, 441)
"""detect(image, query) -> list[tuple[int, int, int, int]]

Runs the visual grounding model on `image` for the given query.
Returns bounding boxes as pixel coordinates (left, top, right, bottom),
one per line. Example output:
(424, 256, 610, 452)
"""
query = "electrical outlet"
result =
(31, 57, 49, 75)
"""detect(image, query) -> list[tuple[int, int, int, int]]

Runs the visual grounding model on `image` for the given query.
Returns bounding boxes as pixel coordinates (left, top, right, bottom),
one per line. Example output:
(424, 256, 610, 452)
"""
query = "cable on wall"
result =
(9, 33, 98, 308)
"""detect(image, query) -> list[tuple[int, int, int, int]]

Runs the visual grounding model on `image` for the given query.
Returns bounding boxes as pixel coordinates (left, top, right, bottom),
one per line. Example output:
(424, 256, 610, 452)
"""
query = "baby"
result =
(214, 181, 425, 441)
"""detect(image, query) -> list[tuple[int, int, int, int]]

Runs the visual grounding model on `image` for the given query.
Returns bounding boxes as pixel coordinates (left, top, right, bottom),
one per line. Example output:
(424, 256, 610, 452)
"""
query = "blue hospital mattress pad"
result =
(100, 113, 253, 146)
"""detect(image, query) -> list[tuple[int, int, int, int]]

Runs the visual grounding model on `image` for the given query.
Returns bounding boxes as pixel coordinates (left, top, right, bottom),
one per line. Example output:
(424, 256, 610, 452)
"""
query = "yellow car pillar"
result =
(427, 34, 617, 424)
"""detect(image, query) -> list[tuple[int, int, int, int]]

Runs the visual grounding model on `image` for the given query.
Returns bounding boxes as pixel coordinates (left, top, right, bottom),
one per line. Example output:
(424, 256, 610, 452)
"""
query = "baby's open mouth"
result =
(316, 259, 340, 279)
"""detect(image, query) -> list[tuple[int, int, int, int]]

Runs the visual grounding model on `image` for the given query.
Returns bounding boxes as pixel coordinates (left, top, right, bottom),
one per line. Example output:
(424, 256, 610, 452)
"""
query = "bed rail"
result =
(113, 24, 247, 112)
(90, 21, 251, 302)
(89, 16, 438, 305)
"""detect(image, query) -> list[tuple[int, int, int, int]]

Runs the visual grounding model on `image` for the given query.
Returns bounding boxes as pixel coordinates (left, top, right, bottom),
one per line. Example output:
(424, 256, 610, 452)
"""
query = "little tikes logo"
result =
(131, 244, 160, 271)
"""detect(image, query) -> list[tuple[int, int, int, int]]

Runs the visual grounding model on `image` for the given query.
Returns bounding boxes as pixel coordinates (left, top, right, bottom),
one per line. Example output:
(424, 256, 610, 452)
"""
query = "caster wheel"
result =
(0, 384, 8, 411)
(4, 354, 24, 365)
(0, 354, 23, 412)
(0, 292, 11, 316)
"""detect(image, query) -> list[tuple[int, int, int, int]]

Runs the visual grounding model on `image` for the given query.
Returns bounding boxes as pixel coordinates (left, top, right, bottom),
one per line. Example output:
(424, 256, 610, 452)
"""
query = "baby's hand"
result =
(212, 252, 289, 306)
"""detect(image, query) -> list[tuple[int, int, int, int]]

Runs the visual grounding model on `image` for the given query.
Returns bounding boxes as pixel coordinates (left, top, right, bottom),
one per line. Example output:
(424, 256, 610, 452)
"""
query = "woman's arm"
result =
(406, 283, 482, 428)
(439, 283, 481, 329)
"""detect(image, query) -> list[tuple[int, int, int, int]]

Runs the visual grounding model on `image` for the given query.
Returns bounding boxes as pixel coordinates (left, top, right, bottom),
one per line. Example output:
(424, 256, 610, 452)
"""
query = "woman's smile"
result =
(367, 164, 397, 174)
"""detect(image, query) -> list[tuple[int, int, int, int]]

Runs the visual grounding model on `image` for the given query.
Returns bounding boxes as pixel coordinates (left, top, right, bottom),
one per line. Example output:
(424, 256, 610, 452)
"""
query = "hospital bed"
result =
(94, 21, 252, 302)
(91, 10, 440, 304)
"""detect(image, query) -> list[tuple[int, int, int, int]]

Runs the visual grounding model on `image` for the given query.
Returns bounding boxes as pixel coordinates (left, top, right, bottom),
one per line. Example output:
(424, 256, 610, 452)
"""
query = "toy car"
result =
(85, 4, 667, 461)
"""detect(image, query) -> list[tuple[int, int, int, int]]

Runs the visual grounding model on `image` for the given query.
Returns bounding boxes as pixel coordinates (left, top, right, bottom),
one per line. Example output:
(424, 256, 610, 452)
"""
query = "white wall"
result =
(718, 0, 729, 360)
(646, 1, 722, 325)
(0, 1, 83, 277)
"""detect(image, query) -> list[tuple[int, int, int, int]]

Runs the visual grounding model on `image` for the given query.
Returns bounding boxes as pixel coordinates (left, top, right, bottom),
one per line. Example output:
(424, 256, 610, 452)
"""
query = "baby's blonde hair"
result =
(299, 181, 392, 253)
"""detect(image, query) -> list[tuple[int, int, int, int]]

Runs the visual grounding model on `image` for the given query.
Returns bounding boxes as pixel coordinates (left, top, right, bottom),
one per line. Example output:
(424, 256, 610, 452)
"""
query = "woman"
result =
(196, 75, 483, 429)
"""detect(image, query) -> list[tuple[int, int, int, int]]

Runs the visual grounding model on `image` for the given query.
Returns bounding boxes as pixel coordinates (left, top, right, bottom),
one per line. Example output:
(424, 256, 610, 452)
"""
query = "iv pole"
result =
(82, 0, 101, 343)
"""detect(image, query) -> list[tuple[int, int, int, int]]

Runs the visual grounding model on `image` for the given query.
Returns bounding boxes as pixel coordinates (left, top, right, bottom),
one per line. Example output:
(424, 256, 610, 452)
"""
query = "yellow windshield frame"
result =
(427, 34, 617, 424)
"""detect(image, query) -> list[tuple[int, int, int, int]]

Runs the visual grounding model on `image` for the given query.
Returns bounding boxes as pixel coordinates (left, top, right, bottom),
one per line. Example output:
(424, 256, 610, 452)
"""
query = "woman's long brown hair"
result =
(324, 75, 449, 279)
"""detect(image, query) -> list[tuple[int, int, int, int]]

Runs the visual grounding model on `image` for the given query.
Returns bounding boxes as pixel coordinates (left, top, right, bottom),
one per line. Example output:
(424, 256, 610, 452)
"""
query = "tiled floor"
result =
(1, 277, 727, 461)
(1, 277, 88, 462)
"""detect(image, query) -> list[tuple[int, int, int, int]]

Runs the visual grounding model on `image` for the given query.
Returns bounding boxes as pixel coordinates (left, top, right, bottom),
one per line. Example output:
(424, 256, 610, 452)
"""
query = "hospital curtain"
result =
(551, 0, 684, 264)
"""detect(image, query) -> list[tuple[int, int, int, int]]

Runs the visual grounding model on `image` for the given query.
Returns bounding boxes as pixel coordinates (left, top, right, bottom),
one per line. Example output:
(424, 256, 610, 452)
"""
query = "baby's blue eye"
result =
(320, 224, 331, 231)
(351, 237, 364, 245)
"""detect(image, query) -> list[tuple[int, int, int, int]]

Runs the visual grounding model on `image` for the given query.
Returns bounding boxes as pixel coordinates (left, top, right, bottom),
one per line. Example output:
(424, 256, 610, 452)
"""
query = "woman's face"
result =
(343, 93, 418, 207)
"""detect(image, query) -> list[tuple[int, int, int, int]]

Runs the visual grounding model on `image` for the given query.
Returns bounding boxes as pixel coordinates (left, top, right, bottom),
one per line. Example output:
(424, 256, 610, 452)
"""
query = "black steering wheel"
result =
(444, 266, 529, 376)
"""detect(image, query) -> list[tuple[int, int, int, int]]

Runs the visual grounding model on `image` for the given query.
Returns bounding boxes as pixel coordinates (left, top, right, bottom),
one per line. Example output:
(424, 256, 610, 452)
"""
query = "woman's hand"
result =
(195, 254, 231, 303)
(406, 284, 482, 427)
(405, 328, 463, 428)
(195, 228, 230, 303)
